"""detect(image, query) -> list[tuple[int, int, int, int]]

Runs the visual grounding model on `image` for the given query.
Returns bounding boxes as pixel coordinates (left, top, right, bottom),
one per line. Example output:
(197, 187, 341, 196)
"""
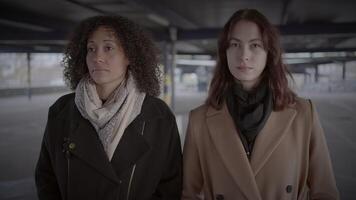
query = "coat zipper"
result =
(126, 121, 145, 200)
(66, 156, 70, 200)
(62, 137, 71, 199)
(126, 165, 136, 200)
(63, 137, 71, 200)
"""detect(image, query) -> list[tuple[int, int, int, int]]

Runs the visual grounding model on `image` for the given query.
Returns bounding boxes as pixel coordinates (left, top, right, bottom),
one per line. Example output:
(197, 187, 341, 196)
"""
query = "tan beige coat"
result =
(182, 97, 339, 200)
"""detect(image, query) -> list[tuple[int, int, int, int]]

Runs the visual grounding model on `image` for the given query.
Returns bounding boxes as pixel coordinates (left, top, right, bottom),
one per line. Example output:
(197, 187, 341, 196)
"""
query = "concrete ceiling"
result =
(0, 0, 356, 54)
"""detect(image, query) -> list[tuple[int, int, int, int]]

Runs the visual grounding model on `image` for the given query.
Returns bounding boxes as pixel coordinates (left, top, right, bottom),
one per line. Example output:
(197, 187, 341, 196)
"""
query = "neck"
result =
(242, 82, 254, 92)
(237, 78, 262, 92)
(96, 79, 124, 101)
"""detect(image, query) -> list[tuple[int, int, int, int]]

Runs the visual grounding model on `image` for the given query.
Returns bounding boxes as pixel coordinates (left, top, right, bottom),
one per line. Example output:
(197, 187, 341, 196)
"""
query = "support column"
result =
(27, 53, 32, 100)
(169, 27, 177, 112)
(342, 61, 346, 80)
(314, 64, 319, 83)
(163, 42, 171, 106)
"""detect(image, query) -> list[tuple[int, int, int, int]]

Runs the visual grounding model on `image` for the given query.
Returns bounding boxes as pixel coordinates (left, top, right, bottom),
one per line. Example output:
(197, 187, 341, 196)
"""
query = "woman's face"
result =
(86, 26, 129, 88)
(226, 20, 267, 90)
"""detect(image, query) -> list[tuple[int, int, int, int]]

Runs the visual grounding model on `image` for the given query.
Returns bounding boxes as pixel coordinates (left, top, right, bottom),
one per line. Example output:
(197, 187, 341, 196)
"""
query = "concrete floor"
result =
(0, 91, 355, 200)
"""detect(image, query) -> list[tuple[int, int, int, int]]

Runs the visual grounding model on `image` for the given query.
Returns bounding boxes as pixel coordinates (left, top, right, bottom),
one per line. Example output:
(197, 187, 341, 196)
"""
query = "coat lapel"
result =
(68, 107, 150, 183)
(110, 116, 149, 178)
(56, 95, 151, 185)
(70, 114, 120, 184)
(206, 103, 262, 200)
(250, 107, 296, 175)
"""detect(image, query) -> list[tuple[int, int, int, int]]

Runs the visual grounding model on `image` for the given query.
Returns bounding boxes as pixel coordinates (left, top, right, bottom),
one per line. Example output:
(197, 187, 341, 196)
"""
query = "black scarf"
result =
(226, 81, 273, 157)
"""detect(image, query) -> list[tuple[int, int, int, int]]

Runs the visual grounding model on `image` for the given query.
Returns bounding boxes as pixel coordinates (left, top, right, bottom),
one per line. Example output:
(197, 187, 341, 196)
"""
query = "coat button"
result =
(68, 143, 76, 150)
(216, 194, 224, 200)
(286, 185, 292, 193)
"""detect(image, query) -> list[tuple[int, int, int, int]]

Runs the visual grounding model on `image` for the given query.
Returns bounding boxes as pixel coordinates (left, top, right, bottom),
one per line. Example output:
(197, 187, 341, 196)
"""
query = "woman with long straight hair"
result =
(182, 9, 339, 200)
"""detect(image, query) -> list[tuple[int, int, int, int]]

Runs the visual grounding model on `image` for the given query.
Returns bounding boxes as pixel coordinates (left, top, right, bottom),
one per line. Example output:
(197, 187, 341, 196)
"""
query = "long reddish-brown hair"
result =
(206, 9, 296, 110)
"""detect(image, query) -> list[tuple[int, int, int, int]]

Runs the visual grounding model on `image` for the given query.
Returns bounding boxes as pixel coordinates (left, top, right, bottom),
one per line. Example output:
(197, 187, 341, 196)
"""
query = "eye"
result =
(104, 46, 114, 51)
(229, 41, 240, 48)
(251, 43, 263, 49)
(87, 47, 95, 52)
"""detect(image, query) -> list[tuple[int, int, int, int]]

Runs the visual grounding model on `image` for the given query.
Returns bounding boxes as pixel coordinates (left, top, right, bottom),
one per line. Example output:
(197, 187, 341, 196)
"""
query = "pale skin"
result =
(226, 20, 268, 91)
(86, 26, 129, 100)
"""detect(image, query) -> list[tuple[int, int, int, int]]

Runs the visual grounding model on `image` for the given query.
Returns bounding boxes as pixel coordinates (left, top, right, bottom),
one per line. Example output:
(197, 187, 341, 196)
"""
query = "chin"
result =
(91, 77, 109, 85)
(235, 76, 255, 82)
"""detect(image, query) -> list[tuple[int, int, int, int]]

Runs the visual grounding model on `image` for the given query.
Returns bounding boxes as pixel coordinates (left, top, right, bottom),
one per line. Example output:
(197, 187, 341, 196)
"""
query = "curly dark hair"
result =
(62, 15, 161, 96)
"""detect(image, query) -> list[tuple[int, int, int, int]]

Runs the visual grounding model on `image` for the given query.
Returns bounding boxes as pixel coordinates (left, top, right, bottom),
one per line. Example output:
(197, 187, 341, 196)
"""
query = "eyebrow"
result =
(228, 37, 263, 43)
(87, 39, 116, 44)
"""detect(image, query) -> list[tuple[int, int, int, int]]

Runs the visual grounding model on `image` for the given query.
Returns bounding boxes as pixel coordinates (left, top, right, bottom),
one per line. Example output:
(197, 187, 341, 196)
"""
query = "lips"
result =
(91, 67, 109, 73)
(237, 66, 253, 71)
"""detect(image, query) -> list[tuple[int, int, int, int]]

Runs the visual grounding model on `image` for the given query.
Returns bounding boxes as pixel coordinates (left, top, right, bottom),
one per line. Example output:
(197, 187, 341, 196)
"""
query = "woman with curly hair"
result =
(182, 9, 338, 200)
(35, 15, 182, 200)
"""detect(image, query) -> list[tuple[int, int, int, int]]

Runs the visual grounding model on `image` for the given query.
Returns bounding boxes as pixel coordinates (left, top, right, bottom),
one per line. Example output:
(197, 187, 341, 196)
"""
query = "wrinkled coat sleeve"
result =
(308, 100, 339, 200)
(35, 113, 62, 200)
(152, 114, 183, 200)
(182, 111, 204, 200)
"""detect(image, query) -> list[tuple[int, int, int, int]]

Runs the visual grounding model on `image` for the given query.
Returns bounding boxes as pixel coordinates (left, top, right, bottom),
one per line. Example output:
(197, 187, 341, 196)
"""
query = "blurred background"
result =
(0, 0, 355, 199)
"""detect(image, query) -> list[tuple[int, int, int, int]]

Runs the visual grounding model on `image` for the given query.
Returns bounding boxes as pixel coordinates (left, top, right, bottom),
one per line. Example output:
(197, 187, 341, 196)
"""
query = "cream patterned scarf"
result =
(75, 74, 146, 160)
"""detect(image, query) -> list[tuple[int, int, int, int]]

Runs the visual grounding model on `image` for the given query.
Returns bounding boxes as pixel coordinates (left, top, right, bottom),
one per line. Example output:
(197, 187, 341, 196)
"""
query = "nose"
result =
(240, 46, 251, 61)
(92, 50, 104, 63)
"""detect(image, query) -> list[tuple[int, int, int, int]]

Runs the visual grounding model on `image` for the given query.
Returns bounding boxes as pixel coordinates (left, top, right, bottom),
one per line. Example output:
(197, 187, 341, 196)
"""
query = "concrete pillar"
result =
(315, 64, 319, 83)
(162, 42, 172, 106)
(27, 53, 32, 100)
(169, 27, 177, 112)
(342, 61, 346, 80)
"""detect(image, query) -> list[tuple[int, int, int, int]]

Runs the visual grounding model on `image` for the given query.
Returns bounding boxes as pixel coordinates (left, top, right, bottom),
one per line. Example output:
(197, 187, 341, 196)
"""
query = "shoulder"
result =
(288, 96, 316, 121)
(190, 104, 209, 119)
(292, 96, 313, 113)
(44, 93, 77, 142)
(48, 92, 75, 119)
(186, 104, 211, 129)
(141, 95, 175, 120)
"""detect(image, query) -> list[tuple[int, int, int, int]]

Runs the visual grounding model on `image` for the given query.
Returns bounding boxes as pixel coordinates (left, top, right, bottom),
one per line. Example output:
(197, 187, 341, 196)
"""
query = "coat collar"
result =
(206, 102, 296, 199)
(70, 114, 119, 183)
(58, 95, 151, 184)
(250, 105, 296, 175)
